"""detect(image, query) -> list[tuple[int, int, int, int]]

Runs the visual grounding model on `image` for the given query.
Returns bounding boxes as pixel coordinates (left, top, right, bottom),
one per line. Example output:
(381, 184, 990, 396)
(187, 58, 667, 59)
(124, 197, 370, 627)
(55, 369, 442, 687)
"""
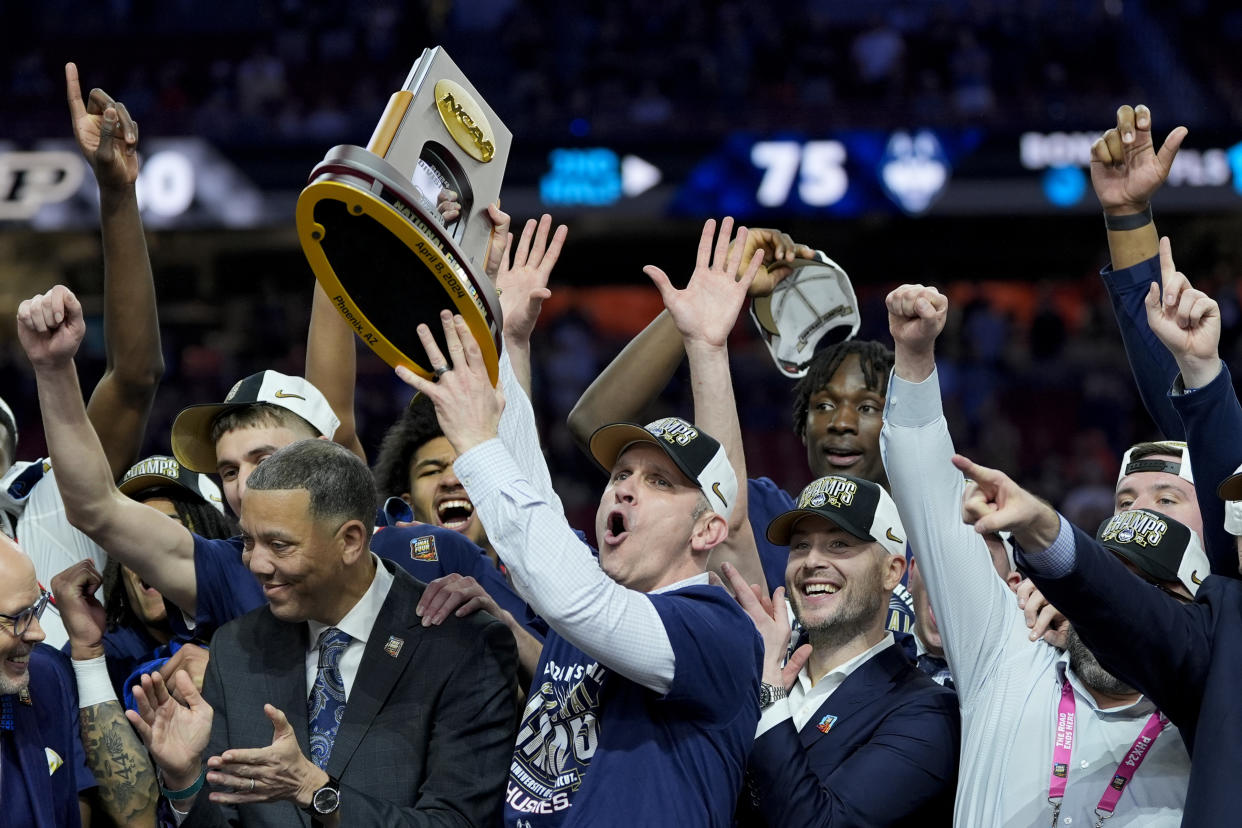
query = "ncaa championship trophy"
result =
(296, 47, 509, 384)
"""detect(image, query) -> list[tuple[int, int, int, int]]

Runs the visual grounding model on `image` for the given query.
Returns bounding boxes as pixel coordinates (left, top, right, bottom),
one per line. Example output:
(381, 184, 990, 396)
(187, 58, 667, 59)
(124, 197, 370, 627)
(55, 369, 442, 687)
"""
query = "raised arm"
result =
(880, 285, 1031, 701)
(493, 211, 565, 396)
(645, 218, 766, 589)
(306, 283, 366, 460)
(566, 227, 813, 451)
(1145, 237, 1242, 576)
(1092, 104, 1189, 439)
(17, 287, 199, 613)
(53, 559, 159, 827)
(66, 63, 165, 480)
(958, 455, 1212, 732)
(399, 313, 678, 693)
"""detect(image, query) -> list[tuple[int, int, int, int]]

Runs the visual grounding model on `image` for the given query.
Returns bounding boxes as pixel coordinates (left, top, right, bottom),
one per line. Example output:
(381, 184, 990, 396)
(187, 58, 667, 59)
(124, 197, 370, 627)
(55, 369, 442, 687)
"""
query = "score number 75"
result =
(750, 140, 848, 208)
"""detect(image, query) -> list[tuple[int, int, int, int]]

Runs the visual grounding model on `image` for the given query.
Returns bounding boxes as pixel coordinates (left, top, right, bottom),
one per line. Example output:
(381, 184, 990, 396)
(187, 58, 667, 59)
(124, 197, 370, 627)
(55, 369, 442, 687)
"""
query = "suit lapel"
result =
(798, 643, 905, 749)
(326, 566, 424, 778)
(258, 612, 312, 756)
(255, 612, 312, 828)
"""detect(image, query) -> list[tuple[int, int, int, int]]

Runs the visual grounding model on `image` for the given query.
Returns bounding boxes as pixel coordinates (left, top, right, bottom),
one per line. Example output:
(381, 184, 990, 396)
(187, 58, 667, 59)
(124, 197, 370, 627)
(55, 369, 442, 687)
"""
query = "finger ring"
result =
(249, 778, 256, 793)
(433, 365, 451, 378)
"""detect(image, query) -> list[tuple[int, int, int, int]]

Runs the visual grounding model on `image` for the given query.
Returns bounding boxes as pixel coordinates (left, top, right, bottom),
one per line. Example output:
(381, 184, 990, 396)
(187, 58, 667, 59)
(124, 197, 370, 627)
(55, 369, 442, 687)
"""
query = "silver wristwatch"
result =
(303, 777, 341, 817)
(758, 682, 787, 709)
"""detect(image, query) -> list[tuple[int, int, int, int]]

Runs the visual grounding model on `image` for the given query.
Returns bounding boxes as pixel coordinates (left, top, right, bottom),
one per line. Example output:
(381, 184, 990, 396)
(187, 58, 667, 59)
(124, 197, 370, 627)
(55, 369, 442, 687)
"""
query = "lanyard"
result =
(1048, 679, 1167, 828)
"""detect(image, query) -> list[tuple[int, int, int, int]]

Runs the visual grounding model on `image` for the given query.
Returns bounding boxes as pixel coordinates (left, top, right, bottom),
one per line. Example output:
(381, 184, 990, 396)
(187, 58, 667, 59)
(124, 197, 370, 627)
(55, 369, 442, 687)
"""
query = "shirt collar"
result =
(307, 555, 393, 650)
(1056, 651, 1155, 716)
(651, 572, 710, 595)
(798, 631, 895, 691)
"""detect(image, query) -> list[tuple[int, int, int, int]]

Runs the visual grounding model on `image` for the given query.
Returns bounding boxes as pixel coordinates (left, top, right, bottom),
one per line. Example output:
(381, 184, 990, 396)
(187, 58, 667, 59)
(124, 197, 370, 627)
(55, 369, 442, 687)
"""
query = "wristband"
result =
(71, 655, 117, 708)
(1103, 205, 1153, 231)
(160, 767, 207, 800)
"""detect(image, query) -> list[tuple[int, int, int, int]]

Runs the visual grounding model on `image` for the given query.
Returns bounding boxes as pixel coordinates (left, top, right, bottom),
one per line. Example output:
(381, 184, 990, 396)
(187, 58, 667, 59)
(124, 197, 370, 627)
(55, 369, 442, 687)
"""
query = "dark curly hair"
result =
(372, 394, 444, 501)
(103, 487, 238, 633)
(791, 340, 894, 441)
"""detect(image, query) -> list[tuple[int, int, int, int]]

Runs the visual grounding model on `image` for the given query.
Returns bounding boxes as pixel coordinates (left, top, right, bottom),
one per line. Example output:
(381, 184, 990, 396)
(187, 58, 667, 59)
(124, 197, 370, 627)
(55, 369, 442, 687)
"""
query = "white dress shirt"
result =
(881, 367, 1189, 827)
(757, 632, 895, 738)
(304, 554, 394, 701)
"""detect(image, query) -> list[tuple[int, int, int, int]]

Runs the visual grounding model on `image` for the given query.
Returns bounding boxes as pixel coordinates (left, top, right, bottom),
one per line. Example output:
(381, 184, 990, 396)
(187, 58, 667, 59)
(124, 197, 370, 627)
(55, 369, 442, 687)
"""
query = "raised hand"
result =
(206, 704, 323, 807)
(395, 310, 505, 455)
(887, 284, 948, 356)
(950, 455, 1061, 553)
(644, 217, 764, 350)
(1090, 105, 1187, 215)
(731, 227, 817, 297)
(50, 559, 107, 661)
(16, 285, 87, 370)
(66, 62, 140, 190)
(162, 643, 211, 705)
(721, 562, 812, 691)
(126, 671, 213, 786)
(495, 213, 568, 345)
(1145, 236, 1221, 388)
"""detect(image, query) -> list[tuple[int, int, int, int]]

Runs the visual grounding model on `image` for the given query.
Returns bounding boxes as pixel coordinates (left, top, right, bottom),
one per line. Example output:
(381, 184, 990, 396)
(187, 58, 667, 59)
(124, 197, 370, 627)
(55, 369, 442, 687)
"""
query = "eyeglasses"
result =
(0, 588, 50, 637)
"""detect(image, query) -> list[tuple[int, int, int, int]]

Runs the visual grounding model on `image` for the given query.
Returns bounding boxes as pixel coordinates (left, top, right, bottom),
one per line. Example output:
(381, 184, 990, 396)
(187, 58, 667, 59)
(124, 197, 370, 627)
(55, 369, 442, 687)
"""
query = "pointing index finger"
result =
(1158, 235, 1176, 282)
(65, 63, 87, 121)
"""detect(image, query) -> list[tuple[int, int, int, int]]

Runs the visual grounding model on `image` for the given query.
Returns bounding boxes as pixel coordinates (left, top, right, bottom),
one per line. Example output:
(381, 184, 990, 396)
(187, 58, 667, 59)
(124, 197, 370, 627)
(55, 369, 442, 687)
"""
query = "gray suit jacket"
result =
(185, 561, 518, 827)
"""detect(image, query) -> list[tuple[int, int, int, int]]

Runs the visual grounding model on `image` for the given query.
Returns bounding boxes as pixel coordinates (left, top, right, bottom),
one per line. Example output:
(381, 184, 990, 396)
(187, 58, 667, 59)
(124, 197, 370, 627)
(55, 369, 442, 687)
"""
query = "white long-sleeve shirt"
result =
(881, 367, 1188, 827)
(452, 352, 678, 694)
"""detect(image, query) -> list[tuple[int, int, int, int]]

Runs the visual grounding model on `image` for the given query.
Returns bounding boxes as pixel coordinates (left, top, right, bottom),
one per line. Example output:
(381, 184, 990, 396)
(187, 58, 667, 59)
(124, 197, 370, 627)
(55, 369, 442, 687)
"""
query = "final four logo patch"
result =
(816, 714, 837, 733)
(410, 536, 438, 562)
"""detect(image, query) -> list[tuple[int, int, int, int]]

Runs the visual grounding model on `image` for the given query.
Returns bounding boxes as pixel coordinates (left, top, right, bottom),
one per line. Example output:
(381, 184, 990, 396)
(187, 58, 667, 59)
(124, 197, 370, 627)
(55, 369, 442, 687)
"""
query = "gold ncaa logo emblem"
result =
(434, 80, 496, 163)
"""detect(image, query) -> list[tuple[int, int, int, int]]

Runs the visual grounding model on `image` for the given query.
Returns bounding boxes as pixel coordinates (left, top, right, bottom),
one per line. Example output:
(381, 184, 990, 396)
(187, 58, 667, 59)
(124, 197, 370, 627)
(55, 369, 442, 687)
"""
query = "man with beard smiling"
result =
(725, 475, 959, 827)
(880, 283, 1190, 826)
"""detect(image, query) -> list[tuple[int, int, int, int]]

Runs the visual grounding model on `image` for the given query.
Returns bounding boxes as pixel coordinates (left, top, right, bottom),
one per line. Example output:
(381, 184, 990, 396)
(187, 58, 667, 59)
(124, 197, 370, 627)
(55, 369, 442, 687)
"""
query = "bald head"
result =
(0, 534, 35, 592)
(0, 535, 42, 695)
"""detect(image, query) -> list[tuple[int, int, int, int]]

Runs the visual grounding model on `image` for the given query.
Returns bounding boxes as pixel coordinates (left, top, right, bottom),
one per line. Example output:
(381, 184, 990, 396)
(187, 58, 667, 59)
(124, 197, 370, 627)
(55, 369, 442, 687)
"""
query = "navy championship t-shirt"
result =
(169, 524, 542, 641)
(505, 582, 763, 827)
(748, 476, 915, 639)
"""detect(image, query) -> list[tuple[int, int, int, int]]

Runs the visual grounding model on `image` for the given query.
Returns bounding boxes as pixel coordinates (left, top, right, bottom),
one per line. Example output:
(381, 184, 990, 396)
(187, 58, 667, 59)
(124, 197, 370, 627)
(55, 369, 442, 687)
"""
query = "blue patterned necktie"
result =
(308, 627, 351, 770)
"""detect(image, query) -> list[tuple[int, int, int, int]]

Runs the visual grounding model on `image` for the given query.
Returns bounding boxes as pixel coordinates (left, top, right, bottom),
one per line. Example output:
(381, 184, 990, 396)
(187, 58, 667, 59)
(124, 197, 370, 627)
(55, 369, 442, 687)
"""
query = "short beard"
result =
(0, 669, 29, 696)
(1066, 628, 1136, 697)
(794, 565, 886, 653)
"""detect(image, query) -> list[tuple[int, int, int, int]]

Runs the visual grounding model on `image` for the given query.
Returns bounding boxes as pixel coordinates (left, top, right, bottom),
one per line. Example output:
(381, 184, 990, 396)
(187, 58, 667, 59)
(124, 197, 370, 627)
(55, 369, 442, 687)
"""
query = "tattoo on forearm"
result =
(80, 701, 158, 826)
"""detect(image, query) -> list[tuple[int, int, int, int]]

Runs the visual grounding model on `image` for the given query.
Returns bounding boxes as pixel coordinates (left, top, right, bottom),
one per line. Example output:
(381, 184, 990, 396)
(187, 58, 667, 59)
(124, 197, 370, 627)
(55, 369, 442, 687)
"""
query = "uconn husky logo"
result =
(1100, 511, 1167, 548)
(647, 418, 698, 446)
(798, 476, 858, 510)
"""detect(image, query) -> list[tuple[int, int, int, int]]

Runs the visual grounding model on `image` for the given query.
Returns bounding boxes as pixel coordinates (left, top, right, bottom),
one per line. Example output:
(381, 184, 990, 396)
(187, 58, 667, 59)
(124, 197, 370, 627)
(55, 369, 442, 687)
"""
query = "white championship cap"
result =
(750, 256, 861, 379)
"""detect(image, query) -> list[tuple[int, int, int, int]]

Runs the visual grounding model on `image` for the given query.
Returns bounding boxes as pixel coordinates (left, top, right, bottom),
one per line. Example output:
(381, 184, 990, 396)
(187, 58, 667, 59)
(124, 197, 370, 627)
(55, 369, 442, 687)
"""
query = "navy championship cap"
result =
(171, 371, 340, 474)
(1096, 509, 1210, 597)
(589, 417, 737, 519)
(118, 455, 226, 515)
(767, 474, 906, 556)
(1220, 462, 1242, 537)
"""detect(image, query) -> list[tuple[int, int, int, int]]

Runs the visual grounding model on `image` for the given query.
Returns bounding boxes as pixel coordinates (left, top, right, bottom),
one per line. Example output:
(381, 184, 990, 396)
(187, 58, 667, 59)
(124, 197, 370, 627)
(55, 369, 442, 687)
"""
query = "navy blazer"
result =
(1027, 525, 1239, 827)
(3, 645, 91, 828)
(184, 563, 518, 827)
(738, 641, 959, 827)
